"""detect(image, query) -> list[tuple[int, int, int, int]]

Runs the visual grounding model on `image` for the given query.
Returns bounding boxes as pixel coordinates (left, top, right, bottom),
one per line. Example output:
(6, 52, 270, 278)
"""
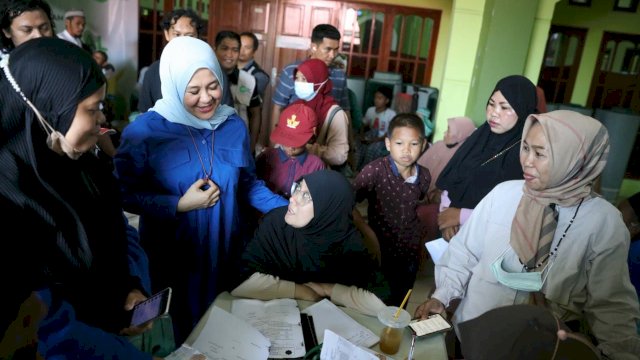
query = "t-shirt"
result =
(363, 107, 396, 137)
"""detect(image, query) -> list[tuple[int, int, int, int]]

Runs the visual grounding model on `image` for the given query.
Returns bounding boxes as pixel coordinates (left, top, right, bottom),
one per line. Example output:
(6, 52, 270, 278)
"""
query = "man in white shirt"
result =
(57, 9, 90, 52)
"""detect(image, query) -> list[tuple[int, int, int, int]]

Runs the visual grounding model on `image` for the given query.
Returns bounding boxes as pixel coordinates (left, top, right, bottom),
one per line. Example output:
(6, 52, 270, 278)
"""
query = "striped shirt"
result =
(272, 60, 350, 110)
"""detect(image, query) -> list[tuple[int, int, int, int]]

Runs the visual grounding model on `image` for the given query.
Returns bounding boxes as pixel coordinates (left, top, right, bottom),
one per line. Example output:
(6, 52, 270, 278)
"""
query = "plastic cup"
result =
(377, 306, 411, 355)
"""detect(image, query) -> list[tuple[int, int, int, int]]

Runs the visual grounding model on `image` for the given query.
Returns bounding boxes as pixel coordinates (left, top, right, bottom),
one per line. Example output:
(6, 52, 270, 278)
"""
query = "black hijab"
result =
(0, 37, 105, 272)
(0, 38, 136, 331)
(238, 170, 386, 296)
(436, 75, 537, 209)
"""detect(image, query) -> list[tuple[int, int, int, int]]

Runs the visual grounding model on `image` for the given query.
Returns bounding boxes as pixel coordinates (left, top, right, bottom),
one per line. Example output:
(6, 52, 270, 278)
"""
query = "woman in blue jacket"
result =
(114, 36, 287, 343)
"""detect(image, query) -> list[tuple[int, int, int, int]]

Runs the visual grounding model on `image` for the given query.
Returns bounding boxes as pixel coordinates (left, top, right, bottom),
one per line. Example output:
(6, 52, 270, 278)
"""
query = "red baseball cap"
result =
(270, 103, 318, 148)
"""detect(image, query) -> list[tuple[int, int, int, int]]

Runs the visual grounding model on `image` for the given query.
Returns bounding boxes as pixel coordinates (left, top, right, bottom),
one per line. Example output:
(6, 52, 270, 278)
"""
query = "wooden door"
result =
(537, 26, 587, 105)
(588, 31, 640, 113)
(272, 0, 342, 75)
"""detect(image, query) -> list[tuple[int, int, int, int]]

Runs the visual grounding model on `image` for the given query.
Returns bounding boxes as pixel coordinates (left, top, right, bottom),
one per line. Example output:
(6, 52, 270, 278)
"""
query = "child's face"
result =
(385, 126, 425, 169)
(282, 145, 306, 157)
(373, 92, 389, 110)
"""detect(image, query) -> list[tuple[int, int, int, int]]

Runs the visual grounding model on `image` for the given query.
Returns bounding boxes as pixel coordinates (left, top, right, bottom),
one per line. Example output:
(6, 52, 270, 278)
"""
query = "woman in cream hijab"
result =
(114, 36, 287, 343)
(416, 110, 640, 359)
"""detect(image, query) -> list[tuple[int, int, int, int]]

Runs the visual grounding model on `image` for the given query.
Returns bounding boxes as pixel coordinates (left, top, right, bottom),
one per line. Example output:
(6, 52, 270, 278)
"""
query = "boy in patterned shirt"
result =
(353, 113, 430, 304)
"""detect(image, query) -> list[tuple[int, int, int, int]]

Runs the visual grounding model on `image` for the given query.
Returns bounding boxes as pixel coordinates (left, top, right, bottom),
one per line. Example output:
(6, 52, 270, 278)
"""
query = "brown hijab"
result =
(511, 110, 610, 270)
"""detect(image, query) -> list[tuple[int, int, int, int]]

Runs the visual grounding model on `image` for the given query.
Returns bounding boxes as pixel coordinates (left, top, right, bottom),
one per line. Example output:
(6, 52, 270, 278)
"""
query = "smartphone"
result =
(130, 287, 172, 327)
(409, 313, 453, 337)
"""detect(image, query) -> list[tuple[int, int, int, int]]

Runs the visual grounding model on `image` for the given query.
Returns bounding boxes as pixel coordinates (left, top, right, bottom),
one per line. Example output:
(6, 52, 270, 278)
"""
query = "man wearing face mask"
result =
(270, 24, 350, 145)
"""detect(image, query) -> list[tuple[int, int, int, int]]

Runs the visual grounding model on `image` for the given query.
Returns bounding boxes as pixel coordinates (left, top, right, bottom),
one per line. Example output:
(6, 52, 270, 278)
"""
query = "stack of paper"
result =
(232, 298, 306, 359)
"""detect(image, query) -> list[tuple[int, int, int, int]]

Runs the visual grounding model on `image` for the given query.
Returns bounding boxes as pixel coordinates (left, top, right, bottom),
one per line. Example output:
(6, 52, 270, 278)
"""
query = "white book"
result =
(232, 298, 306, 359)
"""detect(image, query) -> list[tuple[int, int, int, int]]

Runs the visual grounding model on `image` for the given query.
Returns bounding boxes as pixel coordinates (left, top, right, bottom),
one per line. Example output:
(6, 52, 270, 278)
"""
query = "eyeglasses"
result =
(290, 182, 313, 206)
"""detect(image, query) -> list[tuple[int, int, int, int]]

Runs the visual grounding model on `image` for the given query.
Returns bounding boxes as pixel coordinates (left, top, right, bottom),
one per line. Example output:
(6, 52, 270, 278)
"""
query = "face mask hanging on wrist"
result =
(0, 53, 83, 160)
(294, 79, 328, 101)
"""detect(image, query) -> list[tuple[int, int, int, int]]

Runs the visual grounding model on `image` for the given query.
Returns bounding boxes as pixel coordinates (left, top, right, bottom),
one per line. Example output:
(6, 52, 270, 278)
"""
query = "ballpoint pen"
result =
(407, 333, 417, 360)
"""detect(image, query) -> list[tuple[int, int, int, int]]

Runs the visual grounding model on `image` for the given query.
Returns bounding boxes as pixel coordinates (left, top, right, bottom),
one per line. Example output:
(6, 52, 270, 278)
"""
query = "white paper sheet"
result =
(180, 306, 270, 360)
(232, 298, 306, 359)
(425, 237, 449, 264)
(320, 330, 391, 360)
(301, 299, 379, 348)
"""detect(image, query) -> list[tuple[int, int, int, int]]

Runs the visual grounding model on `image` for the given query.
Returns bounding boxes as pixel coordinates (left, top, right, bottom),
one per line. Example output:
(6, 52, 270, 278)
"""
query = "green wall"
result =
(551, 0, 640, 106)
(465, 0, 539, 125)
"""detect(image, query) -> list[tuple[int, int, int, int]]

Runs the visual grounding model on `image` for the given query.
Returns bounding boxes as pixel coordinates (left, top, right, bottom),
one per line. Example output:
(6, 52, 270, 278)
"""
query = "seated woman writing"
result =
(415, 110, 640, 360)
(231, 170, 389, 316)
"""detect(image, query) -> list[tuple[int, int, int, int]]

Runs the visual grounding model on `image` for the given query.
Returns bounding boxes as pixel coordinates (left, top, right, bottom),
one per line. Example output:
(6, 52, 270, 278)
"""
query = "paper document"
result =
(320, 330, 392, 360)
(166, 306, 270, 360)
(425, 237, 449, 264)
(301, 299, 379, 348)
(232, 298, 306, 359)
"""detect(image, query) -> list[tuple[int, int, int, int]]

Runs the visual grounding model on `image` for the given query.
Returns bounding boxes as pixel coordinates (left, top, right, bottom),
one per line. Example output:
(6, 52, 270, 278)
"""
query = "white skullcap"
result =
(64, 10, 85, 19)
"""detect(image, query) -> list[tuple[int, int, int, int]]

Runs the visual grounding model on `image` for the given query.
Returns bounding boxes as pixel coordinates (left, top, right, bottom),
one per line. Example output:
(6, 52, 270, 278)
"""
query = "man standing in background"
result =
(57, 9, 91, 52)
(270, 24, 350, 143)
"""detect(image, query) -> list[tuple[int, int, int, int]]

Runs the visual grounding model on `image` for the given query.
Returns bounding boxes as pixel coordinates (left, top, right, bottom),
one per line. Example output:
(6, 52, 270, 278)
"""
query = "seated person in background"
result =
(417, 116, 476, 204)
(619, 192, 640, 300)
(256, 103, 326, 198)
(294, 59, 350, 169)
(436, 75, 538, 240)
(416, 110, 640, 360)
(416, 116, 476, 241)
(357, 85, 396, 170)
(352, 113, 430, 305)
(232, 170, 390, 316)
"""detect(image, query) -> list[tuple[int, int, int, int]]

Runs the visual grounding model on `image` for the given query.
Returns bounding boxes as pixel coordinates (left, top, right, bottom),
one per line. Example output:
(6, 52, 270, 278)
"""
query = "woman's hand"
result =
(305, 282, 335, 298)
(119, 289, 152, 336)
(294, 284, 323, 301)
(177, 179, 221, 212)
(414, 298, 446, 320)
(438, 207, 461, 229)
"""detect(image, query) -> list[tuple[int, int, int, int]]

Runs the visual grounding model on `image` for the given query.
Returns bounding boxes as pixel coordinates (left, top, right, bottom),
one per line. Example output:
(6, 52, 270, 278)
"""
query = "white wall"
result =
(51, 0, 139, 115)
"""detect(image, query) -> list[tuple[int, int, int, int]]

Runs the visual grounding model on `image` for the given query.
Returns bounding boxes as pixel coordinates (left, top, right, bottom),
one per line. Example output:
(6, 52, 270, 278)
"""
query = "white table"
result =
(188, 292, 447, 360)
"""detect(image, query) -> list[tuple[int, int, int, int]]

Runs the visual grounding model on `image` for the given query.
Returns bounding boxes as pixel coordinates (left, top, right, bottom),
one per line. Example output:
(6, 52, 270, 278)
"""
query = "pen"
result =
(407, 333, 416, 360)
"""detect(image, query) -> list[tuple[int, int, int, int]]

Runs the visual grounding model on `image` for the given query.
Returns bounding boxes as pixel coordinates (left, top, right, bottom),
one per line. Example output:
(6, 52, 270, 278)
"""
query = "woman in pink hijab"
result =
(417, 116, 476, 241)
(418, 116, 476, 202)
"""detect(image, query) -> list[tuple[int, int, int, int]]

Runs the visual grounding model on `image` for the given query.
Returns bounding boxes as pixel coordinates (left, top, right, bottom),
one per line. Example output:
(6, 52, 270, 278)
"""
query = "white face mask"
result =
(490, 247, 552, 292)
(294, 79, 328, 101)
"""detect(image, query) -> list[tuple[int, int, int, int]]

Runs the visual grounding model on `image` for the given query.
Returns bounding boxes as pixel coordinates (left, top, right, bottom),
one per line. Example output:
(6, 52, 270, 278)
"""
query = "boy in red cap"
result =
(256, 103, 326, 197)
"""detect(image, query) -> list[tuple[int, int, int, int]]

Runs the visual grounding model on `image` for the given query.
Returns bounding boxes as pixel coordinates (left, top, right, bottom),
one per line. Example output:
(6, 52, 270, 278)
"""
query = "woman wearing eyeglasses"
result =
(231, 170, 390, 316)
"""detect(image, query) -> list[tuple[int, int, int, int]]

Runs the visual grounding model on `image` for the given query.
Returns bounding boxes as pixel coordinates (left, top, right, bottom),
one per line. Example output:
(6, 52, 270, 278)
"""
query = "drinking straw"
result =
(394, 289, 412, 319)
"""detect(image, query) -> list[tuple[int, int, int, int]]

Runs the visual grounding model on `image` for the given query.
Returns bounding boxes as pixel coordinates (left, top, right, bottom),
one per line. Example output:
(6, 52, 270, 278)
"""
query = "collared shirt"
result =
(256, 147, 326, 197)
(57, 30, 82, 48)
(354, 156, 431, 257)
(272, 60, 350, 110)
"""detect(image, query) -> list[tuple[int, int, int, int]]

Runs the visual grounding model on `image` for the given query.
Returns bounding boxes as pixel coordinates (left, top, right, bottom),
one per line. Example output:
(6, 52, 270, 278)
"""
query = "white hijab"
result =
(150, 36, 235, 130)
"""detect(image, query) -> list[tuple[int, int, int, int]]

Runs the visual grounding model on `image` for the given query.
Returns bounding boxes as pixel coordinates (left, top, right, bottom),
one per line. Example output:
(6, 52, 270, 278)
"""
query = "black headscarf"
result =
(0, 37, 105, 272)
(0, 38, 135, 332)
(436, 75, 537, 209)
(237, 170, 387, 298)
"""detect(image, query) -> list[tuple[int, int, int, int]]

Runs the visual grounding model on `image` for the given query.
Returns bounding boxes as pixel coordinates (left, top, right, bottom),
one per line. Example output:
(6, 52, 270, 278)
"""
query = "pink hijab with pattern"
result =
(511, 110, 610, 270)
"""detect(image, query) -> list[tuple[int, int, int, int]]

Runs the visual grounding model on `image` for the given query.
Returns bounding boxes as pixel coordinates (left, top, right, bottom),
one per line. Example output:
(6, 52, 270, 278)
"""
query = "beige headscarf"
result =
(511, 110, 610, 270)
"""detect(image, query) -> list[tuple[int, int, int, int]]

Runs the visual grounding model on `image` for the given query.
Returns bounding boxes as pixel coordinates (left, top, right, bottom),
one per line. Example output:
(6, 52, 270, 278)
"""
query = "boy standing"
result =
(353, 113, 430, 304)
(257, 103, 326, 198)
